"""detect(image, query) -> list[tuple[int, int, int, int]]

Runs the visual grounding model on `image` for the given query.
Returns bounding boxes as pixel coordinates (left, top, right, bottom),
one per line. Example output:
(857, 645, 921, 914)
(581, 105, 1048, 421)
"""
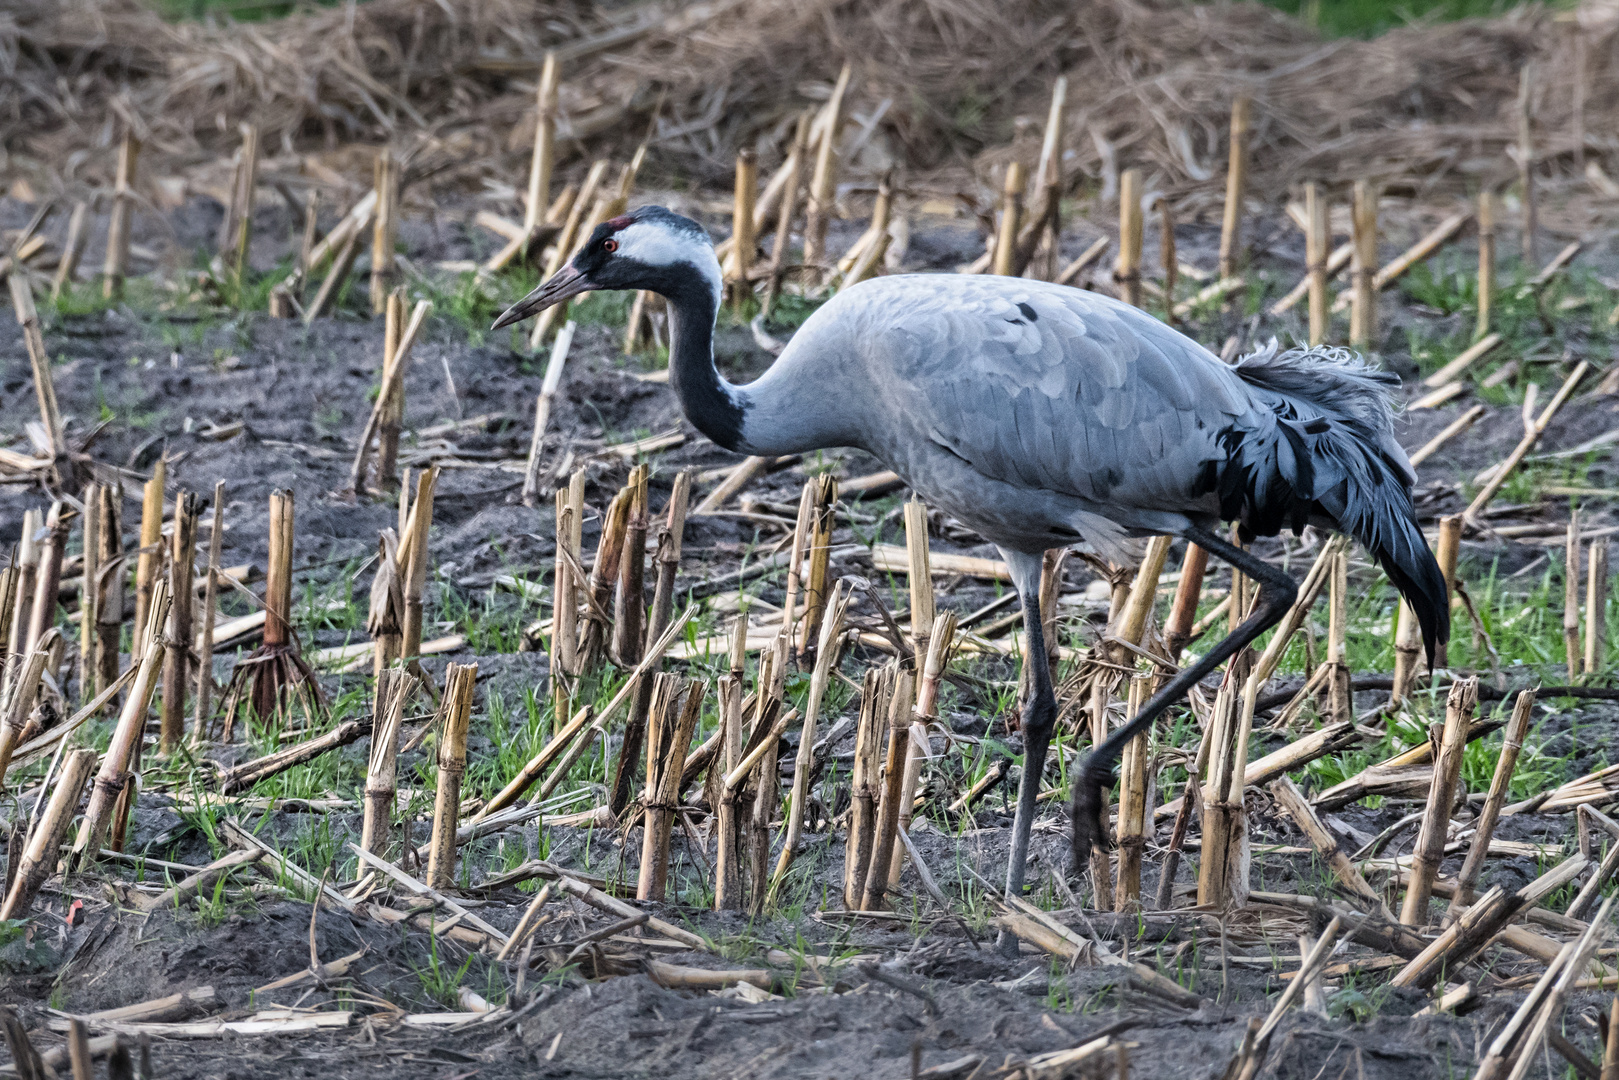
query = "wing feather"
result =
(862, 277, 1256, 510)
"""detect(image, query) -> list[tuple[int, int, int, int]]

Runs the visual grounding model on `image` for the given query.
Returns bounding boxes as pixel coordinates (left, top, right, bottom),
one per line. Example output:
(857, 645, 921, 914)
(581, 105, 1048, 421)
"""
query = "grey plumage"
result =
(739, 277, 1445, 654)
(492, 206, 1450, 917)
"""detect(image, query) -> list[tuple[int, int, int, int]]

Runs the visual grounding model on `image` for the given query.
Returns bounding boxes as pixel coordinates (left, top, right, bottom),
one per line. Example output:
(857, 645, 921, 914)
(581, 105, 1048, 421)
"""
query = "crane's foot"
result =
(1070, 754, 1114, 868)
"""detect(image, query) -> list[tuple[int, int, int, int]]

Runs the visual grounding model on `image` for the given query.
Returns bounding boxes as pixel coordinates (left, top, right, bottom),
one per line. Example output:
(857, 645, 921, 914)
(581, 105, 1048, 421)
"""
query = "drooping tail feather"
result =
(1217, 342, 1450, 663)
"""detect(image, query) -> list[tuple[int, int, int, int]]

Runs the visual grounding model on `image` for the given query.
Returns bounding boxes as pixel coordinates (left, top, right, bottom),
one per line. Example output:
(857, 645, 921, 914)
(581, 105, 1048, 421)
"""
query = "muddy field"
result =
(2, 168, 1619, 1080)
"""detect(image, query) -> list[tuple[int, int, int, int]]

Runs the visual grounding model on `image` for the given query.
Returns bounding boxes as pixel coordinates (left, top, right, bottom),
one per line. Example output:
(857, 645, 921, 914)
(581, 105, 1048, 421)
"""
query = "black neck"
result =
(660, 272, 748, 453)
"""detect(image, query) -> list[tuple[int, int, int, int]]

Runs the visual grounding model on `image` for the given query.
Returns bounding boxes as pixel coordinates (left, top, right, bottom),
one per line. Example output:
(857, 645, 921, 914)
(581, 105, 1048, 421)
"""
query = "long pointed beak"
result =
(490, 263, 592, 330)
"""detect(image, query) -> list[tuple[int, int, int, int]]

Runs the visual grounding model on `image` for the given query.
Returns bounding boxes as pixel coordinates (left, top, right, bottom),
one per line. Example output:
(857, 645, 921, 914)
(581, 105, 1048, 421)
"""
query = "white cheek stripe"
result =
(613, 221, 723, 308)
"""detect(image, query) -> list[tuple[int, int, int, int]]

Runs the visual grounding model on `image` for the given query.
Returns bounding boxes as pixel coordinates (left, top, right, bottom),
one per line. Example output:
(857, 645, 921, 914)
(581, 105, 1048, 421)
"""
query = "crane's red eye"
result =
(603, 238, 618, 253)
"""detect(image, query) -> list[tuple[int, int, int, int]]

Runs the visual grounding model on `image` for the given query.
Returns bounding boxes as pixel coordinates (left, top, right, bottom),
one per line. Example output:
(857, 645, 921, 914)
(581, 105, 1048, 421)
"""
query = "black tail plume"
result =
(1220, 343, 1450, 663)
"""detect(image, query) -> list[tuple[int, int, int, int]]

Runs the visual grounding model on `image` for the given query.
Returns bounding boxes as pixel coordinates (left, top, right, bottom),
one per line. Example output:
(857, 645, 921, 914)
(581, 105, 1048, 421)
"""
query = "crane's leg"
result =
(1001, 551, 1056, 916)
(1070, 526, 1298, 869)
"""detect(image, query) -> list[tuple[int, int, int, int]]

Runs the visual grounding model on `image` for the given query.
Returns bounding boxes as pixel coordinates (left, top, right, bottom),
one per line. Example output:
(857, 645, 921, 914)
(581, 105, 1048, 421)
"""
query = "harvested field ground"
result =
(3, 2, 1619, 1078)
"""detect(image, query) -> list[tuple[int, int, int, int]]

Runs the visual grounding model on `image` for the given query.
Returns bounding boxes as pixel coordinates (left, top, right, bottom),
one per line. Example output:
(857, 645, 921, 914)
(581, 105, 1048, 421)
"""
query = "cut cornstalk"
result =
(78, 483, 102, 703)
(305, 189, 377, 272)
(191, 481, 225, 741)
(9, 274, 66, 471)
(25, 502, 66, 655)
(1158, 195, 1178, 321)
(1113, 674, 1151, 911)
(1323, 548, 1351, 724)
(1434, 514, 1462, 670)
(102, 132, 140, 299)
(0, 631, 57, 785)
(375, 289, 407, 485)
(0, 748, 95, 920)
(1115, 168, 1143, 307)
(888, 612, 956, 888)
(369, 148, 397, 313)
(1400, 677, 1477, 926)
(611, 465, 651, 669)
(795, 475, 838, 657)
(774, 582, 849, 881)
(400, 467, 439, 669)
(1390, 599, 1424, 707)
(841, 173, 892, 288)
(1566, 514, 1583, 679)
(1476, 189, 1495, 338)
(132, 460, 165, 657)
(616, 474, 691, 813)
(845, 665, 892, 908)
(748, 640, 788, 914)
(779, 482, 818, 654)
(350, 298, 431, 494)
(1227, 917, 1340, 1080)
(0, 566, 16, 701)
(860, 668, 914, 912)
(160, 491, 199, 755)
(1218, 96, 1251, 283)
(425, 663, 477, 889)
(904, 497, 934, 661)
(991, 162, 1025, 278)
(801, 62, 852, 273)
(302, 211, 369, 324)
(1449, 689, 1534, 913)
(728, 149, 758, 308)
(1464, 361, 1589, 526)
(1494, 896, 1616, 1080)
(522, 55, 559, 237)
(638, 675, 705, 902)
(1305, 182, 1329, 345)
(1026, 75, 1069, 279)
(74, 584, 170, 865)
(1349, 179, 1377, 348)
(713, 672, 745, 911)
(761, 110, 814, 316)
(297, 189, 319, 277)
(520, 320, 576, 506)
(608, 466, 652, 814)
(228, 124, 260, 287)
(1196, 676, 1247, 908)
(549, 468, 585, 718)
(1585, 538, 1608, 679)
(92, 483, 124, 698)
(360, 667, 410, 858)
(579, 484, 630, 673)
(7, 510, 40, 678)
(367, 529, 404, 684)
(1163, 542, 1209, 659)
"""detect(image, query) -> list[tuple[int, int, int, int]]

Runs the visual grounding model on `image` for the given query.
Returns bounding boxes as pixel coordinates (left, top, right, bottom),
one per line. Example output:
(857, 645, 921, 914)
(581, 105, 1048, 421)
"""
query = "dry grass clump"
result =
(3, 0, 1616, 207)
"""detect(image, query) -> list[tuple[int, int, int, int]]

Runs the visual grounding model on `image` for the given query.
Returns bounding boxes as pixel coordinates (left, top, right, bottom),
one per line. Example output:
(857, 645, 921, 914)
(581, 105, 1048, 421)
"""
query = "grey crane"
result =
(494, 205, 1448, 907)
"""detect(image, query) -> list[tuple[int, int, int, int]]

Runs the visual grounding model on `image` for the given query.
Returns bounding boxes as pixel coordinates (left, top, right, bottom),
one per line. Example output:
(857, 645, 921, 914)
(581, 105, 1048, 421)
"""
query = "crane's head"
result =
(491, 206, 721, 330)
